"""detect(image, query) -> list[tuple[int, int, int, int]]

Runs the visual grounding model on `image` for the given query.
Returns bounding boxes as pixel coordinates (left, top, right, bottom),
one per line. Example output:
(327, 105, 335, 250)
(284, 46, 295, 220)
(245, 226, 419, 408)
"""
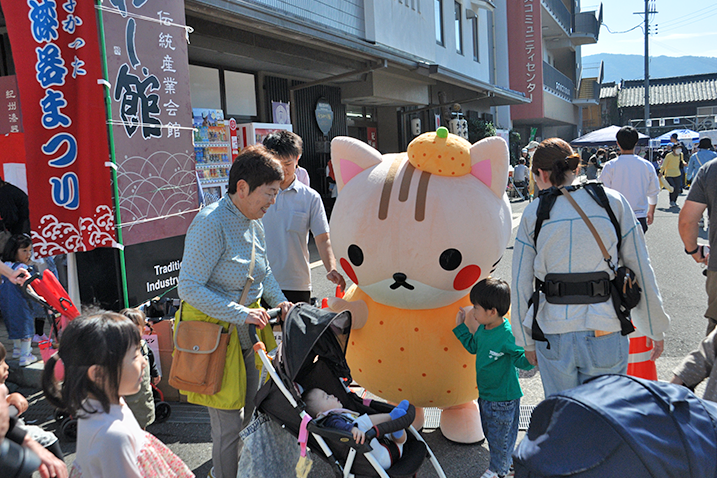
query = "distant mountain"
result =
(582, 53, 717, 84)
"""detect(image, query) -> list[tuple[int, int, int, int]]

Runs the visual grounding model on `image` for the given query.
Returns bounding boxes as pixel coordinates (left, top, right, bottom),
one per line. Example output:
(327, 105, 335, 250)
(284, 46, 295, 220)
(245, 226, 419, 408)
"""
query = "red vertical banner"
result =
(507, 0, 544, 121)
(2, 0, 117, 256)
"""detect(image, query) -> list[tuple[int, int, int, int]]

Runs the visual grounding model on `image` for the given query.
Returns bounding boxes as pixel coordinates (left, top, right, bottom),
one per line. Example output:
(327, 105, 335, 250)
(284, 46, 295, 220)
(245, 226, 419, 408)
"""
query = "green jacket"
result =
(453, 319, 533, 402)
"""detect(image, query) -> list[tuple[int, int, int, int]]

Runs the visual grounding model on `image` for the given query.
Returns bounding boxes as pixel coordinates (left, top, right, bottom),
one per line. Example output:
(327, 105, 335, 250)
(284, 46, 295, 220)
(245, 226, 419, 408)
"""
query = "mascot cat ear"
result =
(470, 136, 510, 199)
(331, 137, 383, 193)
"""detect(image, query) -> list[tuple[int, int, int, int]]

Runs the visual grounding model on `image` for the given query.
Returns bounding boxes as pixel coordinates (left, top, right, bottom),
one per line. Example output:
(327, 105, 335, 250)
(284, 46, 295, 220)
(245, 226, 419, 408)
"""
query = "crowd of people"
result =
(2, 126, 717, 478)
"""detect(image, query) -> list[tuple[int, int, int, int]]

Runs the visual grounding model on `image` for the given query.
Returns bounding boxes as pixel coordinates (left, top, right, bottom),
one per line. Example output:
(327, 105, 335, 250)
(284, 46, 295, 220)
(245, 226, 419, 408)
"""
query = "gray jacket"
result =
(674, 329, 717, 403)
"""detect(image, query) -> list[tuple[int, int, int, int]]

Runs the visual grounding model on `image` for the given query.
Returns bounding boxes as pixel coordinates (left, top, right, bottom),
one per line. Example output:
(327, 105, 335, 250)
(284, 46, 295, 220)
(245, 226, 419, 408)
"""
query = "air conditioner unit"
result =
(646, 119, 652, 127)
(659, 118, 665, 127)
(673, 118, 680, 124)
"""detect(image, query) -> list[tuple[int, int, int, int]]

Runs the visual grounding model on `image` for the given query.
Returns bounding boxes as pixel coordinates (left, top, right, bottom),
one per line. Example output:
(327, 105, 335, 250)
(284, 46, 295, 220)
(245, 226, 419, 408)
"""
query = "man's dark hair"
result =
(227, 145, 283, 194)
(469, 278, 511, 317)
(671, 133, 678, 140)
(616, 126, 639, 151)
(262, 130, 303, 160)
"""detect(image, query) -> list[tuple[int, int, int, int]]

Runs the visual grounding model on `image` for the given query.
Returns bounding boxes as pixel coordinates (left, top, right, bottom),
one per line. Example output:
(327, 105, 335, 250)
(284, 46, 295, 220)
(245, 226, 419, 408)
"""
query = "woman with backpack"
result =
(511, 138, 670, 398)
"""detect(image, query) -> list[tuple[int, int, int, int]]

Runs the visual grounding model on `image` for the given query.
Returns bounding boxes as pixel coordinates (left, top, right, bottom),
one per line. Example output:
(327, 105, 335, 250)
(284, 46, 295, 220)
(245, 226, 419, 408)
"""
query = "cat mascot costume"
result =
(327, 127, 512, 443)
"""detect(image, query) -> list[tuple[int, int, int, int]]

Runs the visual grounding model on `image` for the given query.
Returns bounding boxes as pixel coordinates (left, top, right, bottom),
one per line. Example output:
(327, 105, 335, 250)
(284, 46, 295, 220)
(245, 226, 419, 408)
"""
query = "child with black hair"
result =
(0, 234, 40, 366)
(453, 278, 534, 478)
(120, 308, 161, 429)
(42, 312, 193, 477)
(302, 388, 409, 470)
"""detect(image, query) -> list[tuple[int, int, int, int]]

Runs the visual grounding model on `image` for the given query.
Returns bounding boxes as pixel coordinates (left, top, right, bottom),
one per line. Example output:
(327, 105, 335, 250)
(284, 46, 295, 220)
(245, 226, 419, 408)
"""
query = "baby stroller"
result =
(251, 304, 447, 478)
(514, 374, 717, 477)
(22, 270, 82, 441)
(22, 270, 80, 345)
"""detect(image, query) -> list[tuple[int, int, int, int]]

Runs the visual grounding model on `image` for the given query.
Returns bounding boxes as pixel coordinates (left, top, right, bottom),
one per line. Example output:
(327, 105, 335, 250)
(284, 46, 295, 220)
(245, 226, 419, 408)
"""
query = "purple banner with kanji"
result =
(2, 0, 117, 257)
(101, 0, 197, 246)
(0, 76, 23, 135)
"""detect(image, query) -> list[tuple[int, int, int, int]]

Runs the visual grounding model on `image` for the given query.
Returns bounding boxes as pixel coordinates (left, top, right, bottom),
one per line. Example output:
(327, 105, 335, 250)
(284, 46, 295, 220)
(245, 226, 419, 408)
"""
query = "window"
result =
(454, 2, 463, 54)
(435, 0, 444, 46)
(224, 70, 257, 117)
(471, 16, 479, 61)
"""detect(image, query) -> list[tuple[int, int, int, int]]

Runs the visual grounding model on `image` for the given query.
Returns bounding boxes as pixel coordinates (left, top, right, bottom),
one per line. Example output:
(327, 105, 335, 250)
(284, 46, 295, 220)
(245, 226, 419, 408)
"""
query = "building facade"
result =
(507, 0, 602, 144)
(184, 0, 527, 193)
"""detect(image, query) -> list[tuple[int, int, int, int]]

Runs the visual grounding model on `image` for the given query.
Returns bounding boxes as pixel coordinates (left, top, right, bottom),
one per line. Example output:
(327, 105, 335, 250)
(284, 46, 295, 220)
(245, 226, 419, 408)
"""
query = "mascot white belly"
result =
(328, 127, 512, 443)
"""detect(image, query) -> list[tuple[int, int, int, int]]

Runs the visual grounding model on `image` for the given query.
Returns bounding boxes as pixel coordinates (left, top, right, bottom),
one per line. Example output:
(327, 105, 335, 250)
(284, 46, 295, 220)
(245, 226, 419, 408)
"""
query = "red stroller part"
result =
(22, 270, 80, 338)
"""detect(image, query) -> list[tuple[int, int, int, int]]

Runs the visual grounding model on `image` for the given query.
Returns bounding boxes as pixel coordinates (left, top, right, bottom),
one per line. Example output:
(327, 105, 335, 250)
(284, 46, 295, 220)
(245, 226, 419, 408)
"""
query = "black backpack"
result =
(529, 182, 637, 343)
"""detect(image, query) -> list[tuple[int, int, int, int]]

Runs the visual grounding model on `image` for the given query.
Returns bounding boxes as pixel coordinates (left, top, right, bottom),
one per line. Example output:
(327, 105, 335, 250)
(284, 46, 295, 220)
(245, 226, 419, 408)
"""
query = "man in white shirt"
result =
(513, 158, 529, 199)
(262, 131, 345, 303)
(600, 126, 660, 233)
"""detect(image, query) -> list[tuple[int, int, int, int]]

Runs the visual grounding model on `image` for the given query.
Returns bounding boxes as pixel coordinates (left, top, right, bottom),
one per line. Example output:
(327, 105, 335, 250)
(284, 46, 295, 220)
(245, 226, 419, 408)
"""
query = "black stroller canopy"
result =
(282, 303, 352, 383)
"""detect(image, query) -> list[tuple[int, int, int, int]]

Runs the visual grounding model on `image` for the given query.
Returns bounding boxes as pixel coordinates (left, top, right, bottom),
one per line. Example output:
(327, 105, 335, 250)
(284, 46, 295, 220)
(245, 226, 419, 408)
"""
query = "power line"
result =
(658, 3, 717, 27)
(602, 22, 643, 34)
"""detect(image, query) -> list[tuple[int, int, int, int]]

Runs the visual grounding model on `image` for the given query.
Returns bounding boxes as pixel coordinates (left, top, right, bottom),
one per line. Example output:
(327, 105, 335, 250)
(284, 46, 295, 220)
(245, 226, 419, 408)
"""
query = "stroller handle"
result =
(248, 308, 282, 345)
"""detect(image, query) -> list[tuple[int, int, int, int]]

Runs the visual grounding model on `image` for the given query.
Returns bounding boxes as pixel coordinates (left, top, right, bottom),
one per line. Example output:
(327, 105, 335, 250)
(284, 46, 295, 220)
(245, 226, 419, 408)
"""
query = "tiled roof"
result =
(617, 73, 717, 108)
(599, 82, 618, 99)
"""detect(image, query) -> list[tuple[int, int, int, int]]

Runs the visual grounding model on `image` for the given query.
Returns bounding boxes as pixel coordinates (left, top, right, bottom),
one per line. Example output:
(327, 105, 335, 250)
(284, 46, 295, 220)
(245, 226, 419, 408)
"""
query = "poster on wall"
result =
(2, 0, 118, 257)
(101, 0, 197, 247)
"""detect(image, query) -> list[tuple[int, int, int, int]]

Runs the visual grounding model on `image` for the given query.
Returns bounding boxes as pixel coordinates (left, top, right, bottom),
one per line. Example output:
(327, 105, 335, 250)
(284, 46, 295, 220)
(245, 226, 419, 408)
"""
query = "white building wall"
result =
(365, 0, 492, 85)
(364, 0, 435, 60)
(492, 0, 512, 130)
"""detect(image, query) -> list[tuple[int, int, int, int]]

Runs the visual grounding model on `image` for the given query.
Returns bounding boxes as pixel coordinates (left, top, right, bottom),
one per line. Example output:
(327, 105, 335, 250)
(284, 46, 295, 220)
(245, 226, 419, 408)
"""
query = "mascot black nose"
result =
(393, 272, 407, 283)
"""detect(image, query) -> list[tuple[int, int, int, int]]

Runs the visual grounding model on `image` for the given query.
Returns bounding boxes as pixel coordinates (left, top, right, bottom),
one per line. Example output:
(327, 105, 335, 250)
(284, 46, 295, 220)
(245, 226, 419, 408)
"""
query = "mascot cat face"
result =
(330, 128, 512, 310)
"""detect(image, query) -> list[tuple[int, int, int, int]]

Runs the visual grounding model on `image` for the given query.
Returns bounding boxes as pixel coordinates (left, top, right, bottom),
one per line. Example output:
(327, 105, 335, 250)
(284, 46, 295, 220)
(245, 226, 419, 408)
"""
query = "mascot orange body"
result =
(328, 128, 512, 443)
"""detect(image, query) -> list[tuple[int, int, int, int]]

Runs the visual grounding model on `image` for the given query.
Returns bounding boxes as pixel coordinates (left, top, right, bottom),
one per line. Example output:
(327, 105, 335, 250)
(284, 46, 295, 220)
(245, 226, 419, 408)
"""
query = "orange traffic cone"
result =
(626, 334, 657, 380)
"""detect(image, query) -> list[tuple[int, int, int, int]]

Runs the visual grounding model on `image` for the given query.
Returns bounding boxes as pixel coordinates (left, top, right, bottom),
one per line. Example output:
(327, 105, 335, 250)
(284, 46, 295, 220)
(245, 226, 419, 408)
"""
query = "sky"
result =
(581, 0, 717, 58)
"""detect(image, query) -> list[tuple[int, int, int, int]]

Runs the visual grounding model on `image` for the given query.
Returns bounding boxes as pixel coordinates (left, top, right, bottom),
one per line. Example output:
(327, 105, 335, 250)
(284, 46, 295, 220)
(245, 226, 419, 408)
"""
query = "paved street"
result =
(14, 185, 710, 478)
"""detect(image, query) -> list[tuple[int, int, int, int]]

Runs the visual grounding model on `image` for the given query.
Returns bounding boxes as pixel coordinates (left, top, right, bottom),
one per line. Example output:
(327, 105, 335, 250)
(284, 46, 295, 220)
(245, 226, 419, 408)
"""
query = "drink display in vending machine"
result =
(193, 108, 232, 204)
(236, 122, 293, 150)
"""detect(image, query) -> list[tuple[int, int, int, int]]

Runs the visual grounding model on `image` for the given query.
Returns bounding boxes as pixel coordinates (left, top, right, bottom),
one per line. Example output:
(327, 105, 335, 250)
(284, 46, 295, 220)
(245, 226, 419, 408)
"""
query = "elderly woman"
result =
(178, 145, 292, 478)
(511, 138, 669, 398)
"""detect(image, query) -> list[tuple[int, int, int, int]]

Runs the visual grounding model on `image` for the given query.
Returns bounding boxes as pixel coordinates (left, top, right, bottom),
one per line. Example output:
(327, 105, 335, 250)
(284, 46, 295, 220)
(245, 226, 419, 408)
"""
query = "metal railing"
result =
(574, 11, 599, 39)
(541, 0, 572, 33)
(543, 61, 574, 101)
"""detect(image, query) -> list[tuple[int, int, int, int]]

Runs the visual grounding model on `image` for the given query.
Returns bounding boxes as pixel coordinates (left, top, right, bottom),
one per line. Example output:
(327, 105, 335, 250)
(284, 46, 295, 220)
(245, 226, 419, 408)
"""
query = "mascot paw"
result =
(326, 298, 368, 329)
(439, 401, 485, 444)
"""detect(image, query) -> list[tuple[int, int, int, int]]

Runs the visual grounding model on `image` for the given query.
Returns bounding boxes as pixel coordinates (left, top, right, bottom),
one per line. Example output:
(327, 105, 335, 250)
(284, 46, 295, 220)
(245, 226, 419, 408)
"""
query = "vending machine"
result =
(193, 108, 232, 204)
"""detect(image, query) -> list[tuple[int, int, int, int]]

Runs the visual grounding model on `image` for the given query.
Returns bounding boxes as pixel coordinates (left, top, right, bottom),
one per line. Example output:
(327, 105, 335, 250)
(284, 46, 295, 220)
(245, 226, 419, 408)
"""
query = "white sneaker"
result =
(480, 470, 500, 478)
(32, 334, 50, 343)
(19, 353, 38, 367)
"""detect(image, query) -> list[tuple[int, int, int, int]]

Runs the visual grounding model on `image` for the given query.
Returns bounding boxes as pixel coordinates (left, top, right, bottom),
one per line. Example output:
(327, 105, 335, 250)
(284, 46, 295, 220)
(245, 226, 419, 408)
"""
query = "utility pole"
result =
(644, 0, 650, 137)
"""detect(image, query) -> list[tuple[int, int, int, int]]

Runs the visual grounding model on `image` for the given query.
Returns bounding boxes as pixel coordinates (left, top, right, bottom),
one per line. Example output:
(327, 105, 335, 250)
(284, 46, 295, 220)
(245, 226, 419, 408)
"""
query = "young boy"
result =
(302, 388, 409, 470)
(453, 278, 534, 478)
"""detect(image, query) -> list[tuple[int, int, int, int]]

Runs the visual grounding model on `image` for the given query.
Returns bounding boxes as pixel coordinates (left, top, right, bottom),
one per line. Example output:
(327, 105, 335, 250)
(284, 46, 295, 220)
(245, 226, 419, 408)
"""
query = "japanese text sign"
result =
(0, 76, 24, 135)
(2, 0, 117, 257)
(101, 0, 196, 246)
(507, 0, 544, 121)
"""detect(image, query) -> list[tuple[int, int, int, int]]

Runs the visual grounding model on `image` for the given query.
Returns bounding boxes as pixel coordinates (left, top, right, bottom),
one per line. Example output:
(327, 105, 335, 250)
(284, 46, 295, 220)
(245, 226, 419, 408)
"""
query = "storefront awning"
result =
(425, 64, 530, 106)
